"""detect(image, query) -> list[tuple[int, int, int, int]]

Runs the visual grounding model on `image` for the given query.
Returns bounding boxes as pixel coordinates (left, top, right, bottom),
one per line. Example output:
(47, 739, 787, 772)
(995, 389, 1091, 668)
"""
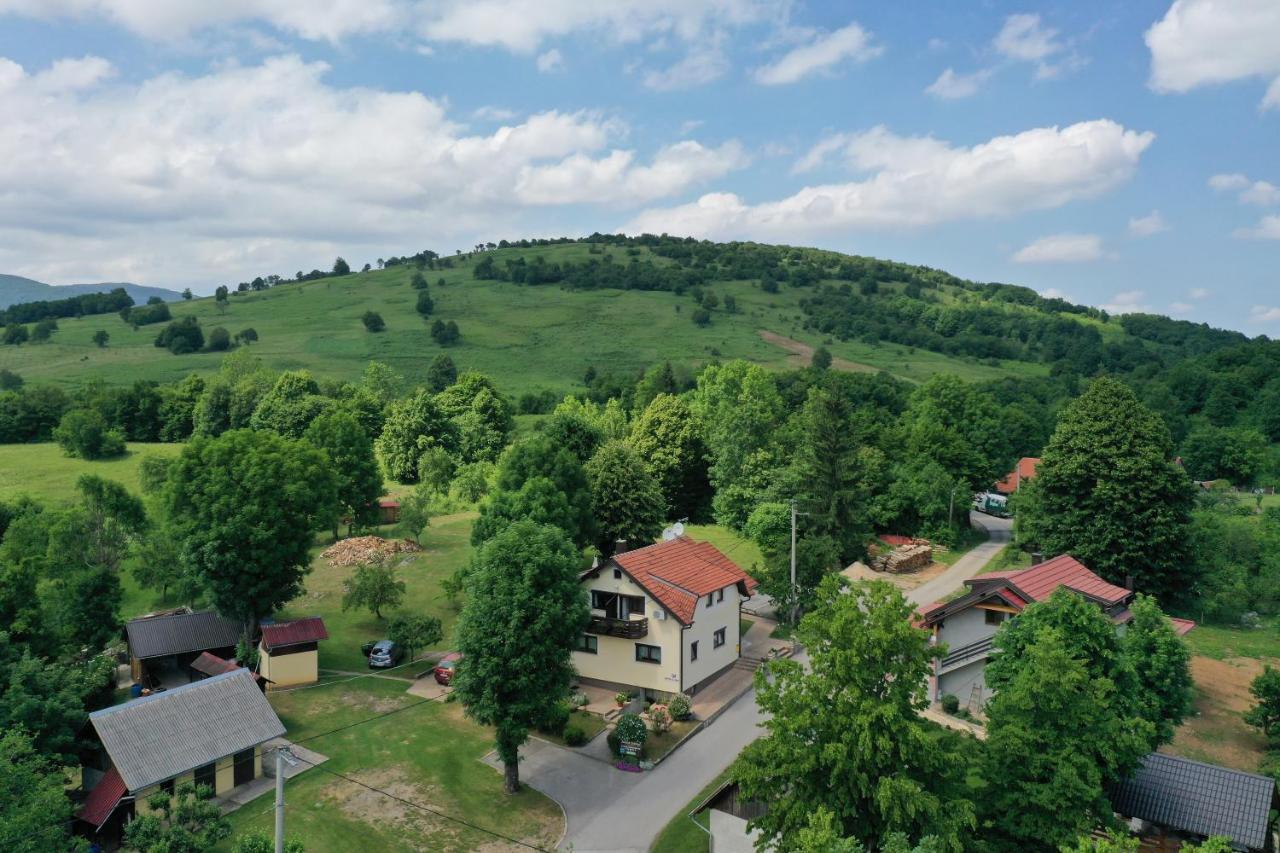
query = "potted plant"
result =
(614, 691, 629, 708)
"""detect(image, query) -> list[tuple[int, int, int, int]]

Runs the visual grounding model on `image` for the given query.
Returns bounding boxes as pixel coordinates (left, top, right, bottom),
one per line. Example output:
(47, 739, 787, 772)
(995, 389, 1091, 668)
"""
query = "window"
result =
(159, 778, 175, 796)
(635, 644, 662, 664)
(690, 641, 699, 662)
(984, 609, 1007, 626)
(591, 590, 645, 618)
(717, 588, 725, 603)
(613, 569, 622, 579)
(713, 627, 726, 648)
(574, 634, 598, 654)
(705, 594, 714, 608)
(194, 762, 216, 793)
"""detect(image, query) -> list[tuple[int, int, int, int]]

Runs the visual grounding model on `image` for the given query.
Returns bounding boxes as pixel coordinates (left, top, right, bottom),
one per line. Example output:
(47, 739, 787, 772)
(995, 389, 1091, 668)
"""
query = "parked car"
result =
(433, 652, 462, 685)
(368, 640, 403, 669)
(361, 640, 376, 657)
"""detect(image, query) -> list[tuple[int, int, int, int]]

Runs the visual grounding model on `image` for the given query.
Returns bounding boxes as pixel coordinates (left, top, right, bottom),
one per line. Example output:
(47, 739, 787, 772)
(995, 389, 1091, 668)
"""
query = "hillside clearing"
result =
(0, 441, 180, 502)
(757, 329, 879, 374)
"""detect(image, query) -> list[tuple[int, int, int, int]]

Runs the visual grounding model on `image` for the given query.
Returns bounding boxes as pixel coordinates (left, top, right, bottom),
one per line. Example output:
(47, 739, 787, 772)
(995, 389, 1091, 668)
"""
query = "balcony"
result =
(588, 614, 649, 639)
(938, 637, 993, 672)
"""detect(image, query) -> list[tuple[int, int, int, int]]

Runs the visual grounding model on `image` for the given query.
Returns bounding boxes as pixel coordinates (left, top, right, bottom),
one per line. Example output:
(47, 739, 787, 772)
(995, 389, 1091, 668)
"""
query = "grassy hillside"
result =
(0, 442, 180, 502)
(0, 243, 1045, 394)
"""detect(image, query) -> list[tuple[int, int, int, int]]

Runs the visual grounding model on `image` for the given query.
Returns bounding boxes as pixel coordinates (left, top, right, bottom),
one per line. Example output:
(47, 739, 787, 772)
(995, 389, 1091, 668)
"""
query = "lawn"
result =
(684, 523, 763, 573)
(0, 441, 181, 502)
(216, 678, 562, 852)
(540, 710, 607, 748)
(1184, 620, 1280, 662)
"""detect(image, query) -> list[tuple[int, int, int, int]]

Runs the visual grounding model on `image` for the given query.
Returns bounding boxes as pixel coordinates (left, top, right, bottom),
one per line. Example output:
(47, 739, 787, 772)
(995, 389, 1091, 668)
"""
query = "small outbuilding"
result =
(190, 651, 268, 692)
(258, 616, 328, 687)
(1108, 752, 1279, 852)
(125, 609, 241, 689)
(693, 779, 766, 853)
(377, 498, 401, 524)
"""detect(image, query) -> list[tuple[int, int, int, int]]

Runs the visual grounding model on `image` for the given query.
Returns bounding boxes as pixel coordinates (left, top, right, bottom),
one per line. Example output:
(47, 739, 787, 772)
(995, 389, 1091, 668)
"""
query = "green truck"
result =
(972, 491, 1011, 518)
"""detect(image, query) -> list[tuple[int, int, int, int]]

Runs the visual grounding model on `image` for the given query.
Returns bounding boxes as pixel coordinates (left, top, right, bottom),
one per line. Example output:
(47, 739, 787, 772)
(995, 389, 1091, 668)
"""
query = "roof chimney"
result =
(614, 539, 630, 555)
(1031, 552, 1044, 565)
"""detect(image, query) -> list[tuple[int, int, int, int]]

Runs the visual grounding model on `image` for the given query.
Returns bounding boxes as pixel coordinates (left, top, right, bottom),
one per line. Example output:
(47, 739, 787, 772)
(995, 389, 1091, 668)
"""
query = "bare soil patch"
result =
(1165, 656, 1270, 772)
(842, 559, 949, 592)
(758, 330, 878, 373)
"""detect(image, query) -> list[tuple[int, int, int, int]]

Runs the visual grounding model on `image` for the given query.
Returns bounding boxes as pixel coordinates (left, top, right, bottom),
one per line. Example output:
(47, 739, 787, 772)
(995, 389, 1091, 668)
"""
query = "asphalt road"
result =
(516, 510, 1014, 852)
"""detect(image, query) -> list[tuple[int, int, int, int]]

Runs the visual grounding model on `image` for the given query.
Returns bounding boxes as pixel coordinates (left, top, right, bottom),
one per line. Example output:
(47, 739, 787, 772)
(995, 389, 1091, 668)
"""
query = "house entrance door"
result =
(232, 748, 254, 787)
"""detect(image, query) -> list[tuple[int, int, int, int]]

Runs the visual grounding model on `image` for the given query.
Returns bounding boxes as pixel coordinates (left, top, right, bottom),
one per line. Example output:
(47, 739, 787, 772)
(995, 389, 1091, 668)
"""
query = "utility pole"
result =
(275, 749, 286, 853)
(789, 499, 805, 626)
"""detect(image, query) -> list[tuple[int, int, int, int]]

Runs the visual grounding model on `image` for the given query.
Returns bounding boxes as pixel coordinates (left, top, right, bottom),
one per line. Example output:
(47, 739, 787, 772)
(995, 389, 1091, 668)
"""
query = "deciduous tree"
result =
(342, 557, 406, 620)
(387, 614, 442, 662)
(375, 389, 458, 483)
(304, 411, 382, 535)
(628, 394, 712, 521)
(586, 440, 664, 557)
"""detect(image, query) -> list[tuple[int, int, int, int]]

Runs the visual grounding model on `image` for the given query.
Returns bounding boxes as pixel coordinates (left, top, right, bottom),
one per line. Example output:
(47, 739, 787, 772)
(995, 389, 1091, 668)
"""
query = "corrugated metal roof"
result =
(125, 610, 241, 660)
(1109, 753, 1276, 851)
(608, 537, 757, 625)
(77, 766, 126, 829)
(261, 617, 328, 649)
(90, 670, 284, 792)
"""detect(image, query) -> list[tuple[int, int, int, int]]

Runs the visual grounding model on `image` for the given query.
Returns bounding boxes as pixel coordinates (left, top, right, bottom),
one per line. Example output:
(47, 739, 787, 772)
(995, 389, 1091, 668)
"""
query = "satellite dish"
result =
(671, 522, 685, 537)
(661, 527, 676, 541)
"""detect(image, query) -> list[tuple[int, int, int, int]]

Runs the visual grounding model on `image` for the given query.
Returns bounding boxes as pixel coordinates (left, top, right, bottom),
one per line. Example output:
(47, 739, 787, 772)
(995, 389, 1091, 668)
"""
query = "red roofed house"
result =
(257, 616, 328, 687)
(994, 456, 1040, 495)
(915, 554, 1194, 710)
(573, 537, 758, 701)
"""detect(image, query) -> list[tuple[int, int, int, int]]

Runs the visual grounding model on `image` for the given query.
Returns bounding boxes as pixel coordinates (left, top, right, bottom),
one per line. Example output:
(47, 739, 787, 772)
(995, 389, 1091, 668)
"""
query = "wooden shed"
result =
(258, 617, 328, 687)
(377, 498, 401, 524)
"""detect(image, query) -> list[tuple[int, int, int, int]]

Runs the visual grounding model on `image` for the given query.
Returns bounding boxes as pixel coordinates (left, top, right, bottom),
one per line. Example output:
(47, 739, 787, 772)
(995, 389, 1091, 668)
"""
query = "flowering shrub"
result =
(648, 703, 672, 733)
(668, 693, 692, 720)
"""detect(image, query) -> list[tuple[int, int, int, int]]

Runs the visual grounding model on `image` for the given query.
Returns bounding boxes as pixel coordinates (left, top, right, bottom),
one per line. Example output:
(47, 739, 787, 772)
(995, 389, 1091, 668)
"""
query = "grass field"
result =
(215, 679, 562, 852)
(0, 441, 180, 502)
(0, 244, 1044, 395)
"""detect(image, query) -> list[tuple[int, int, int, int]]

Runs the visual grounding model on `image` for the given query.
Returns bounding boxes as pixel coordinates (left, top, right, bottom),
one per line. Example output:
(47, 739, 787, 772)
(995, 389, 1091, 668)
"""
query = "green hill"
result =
(0, 273, 183, 309)
(0, 241, 1050, 394)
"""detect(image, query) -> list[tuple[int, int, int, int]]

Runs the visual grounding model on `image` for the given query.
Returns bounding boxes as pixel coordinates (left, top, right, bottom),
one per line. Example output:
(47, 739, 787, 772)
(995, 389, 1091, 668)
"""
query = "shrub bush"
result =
(53, 408, 125, 460)
(648, 703, 672, 734)
(563, 725, 588, 747)
(941, 694, 960, 714)
(362, 311, 385, 332)
(155, 316, 203, 354)
(538, 702, 571, 737)
(614, 713, 648, 753)
(668, 693, 692, 720)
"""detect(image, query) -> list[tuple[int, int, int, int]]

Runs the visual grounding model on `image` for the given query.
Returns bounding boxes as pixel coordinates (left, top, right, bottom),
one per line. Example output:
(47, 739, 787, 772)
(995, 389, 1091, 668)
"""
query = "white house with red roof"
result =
(915, 555, 1193, 709)
(573, 537, 758, 700)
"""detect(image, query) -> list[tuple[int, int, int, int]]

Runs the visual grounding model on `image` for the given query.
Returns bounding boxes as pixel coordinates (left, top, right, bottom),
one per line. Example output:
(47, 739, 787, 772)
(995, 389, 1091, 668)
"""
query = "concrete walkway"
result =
(215, 739, 329, 815)
(907, 512, 1012, 607)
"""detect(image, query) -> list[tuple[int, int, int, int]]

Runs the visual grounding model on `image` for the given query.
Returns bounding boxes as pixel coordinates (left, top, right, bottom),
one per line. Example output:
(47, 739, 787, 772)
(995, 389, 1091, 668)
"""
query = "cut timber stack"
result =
(321, 536, 421, 567)
(873, 544, 933, 574)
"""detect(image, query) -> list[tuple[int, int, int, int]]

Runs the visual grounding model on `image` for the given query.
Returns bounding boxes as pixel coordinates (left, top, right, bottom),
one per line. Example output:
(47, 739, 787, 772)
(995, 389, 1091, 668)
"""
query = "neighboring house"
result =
(1108, 753, 1279, 852)
(125, 609, 242, 689)
(573, 537, 757, 700)
(76, 669, 286, 846)
(693, 780, 766, 853)
(993, 456, 1040, 494)
(915, 555, 1194, 708)
(258, 616, 328, 686)
(190, 651, 268, 692)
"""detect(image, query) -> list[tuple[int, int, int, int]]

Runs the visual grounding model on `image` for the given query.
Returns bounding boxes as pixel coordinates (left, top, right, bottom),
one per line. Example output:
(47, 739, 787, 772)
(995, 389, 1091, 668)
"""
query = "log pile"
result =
(321, 536, 420, 567)
(872, 543, 934, 574)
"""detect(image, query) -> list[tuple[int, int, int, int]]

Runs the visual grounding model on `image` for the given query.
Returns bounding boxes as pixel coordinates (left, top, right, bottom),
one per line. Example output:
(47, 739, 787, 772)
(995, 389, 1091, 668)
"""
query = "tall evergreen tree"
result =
(1017, 377, 1195, 598)
(796, 387, 870, 563)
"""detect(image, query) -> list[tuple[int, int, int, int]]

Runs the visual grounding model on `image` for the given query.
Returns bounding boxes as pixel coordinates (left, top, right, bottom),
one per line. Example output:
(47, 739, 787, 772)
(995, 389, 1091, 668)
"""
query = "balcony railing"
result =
(588, 615, 648, 639)
(939, 636, 993, 671)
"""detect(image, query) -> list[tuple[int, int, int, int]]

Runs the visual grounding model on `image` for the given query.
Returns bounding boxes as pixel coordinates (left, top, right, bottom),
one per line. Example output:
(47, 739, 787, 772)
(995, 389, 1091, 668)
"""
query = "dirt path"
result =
(757, 329, 879, 373)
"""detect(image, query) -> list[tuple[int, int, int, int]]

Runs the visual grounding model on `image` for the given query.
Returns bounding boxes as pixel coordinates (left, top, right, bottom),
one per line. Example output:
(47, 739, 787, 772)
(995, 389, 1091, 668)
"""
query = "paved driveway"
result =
(510, 511, 1012, 851)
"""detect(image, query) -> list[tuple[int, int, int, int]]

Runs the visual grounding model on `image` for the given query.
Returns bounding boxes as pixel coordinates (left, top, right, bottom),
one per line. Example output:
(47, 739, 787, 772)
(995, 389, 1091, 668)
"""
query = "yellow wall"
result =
(132, 746, 263, 813)
(259, 644, 318, 686)
(572, 572, 685, 694)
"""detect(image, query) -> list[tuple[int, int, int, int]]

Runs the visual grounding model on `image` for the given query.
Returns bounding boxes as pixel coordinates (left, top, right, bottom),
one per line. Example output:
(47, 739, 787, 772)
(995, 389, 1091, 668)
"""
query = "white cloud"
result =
(536, 48, 564, 73)
(1099, 290, 1151, 315)
(1210, 172, 1280, 206)
(514, 140, 748, 205)
(0, 53, 740, 287)
(642, 43, 730, 90)
(472, 105, 518, 121)
(927, 37, 948, 51)
(1265, 75, 1280, 111)
(1011, 233, 1104, 263)
(626, 119, 1154, 238)
(1235, 215, 1280, 240)
(752, 22, 882, 85)
(1169, 302, 1193, 315)
(1251, 306, 1280, 323)
(1190, 288, 1209, 299)
(1128, 210, 1169, 237)
(1146, 0, 1280, 109)
(925, 67, 992, 99)
(994, 14, 1061, 62)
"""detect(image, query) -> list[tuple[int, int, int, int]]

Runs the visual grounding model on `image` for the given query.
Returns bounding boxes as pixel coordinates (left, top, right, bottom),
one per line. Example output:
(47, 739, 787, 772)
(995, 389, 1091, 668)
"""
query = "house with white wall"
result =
(572, 536, 757, 701)
(915, 554, 1194, 710)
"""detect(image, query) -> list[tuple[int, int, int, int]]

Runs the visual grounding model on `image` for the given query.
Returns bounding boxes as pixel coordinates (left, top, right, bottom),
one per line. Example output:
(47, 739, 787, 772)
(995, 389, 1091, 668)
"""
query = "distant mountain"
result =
(0, 273, 184, 309)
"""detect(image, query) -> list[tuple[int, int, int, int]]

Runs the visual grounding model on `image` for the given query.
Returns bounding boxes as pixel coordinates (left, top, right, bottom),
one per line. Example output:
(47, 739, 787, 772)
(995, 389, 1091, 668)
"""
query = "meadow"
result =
(0, 244, 1044, 396)
(0, 441, 180, 502)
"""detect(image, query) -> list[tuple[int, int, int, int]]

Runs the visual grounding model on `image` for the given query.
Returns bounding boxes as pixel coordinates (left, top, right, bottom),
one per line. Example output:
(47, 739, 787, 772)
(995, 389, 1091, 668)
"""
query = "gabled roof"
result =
(261, 617, 328, 649)
(994, 456, 1040, 493)
(971, 554, 1132, 606)
(90, 669, 284, 792)
(126, 610, 241, 660)
(602, 537, 757, 626)
(1109, 753, 1277, 851)
(77, 766, 126, 829)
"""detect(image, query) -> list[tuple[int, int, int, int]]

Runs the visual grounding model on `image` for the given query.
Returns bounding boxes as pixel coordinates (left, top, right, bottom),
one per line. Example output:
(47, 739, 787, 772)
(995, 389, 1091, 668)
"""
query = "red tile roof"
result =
(610, 537, 757, 626)
(1170, 617, 1196, 636)
(78, 766, 126, 829)
(994, 457, 1041, 494)
(190, 652, 266, 684)
(261, 617, 328, 649)
(378, 498, 400, 508)
(972, 554, 1131, 606)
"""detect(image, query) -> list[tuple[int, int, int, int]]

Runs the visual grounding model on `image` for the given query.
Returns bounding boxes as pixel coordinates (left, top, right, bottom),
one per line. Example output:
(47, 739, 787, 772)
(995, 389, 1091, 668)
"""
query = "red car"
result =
(433, 652, 462, 685)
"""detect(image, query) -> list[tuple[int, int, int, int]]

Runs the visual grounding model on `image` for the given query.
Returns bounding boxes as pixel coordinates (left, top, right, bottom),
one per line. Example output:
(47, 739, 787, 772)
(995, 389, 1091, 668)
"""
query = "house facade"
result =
(572, 537, 757, 700)
(77, 669, 286, 844)
(916, 554, 1194, 709)
(258, 616, 328, 686)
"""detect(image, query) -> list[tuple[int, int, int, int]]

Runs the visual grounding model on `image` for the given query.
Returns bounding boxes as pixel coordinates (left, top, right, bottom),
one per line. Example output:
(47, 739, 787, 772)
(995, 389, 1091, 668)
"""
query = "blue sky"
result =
(0, 1, 1276, 334)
